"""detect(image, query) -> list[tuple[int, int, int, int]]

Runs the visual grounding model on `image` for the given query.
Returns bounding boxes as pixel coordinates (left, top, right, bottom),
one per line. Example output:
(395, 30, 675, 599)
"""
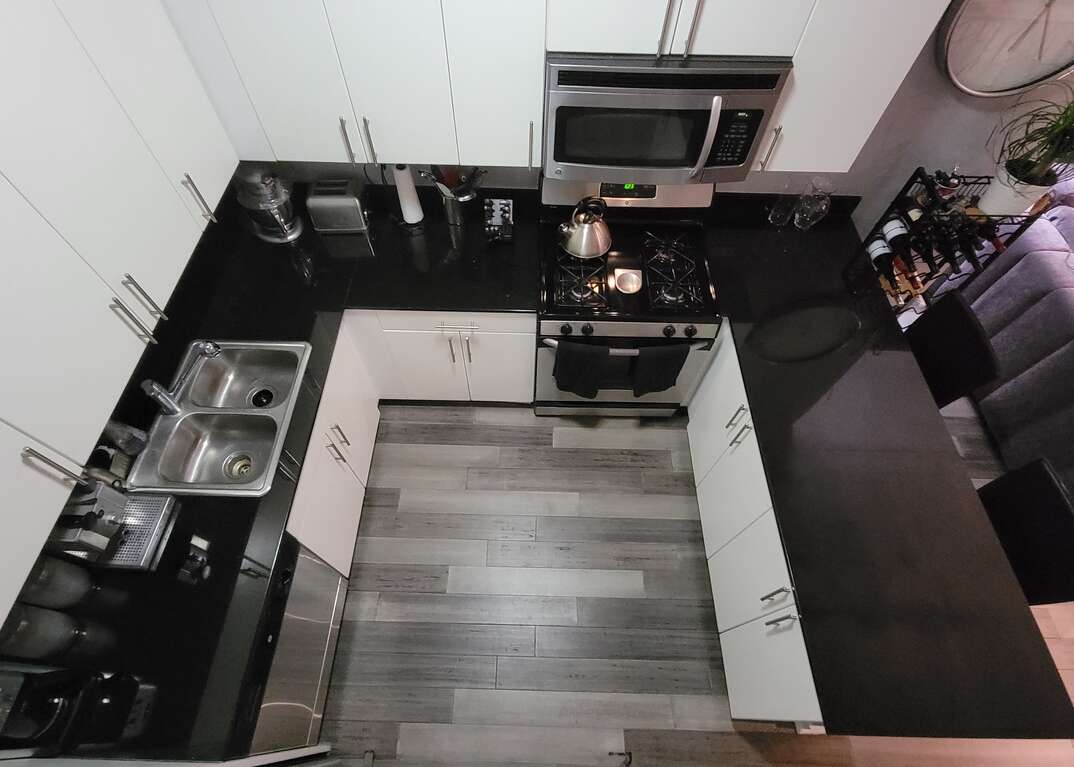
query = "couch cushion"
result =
(995, 404, 1074, 497)
(1043, 205, 1074, 251)
(978, 339, 1074, 442)
(979, 287, 1074, 395)
(970, 250, 1074, 336)
(962, 219, 1070, 305)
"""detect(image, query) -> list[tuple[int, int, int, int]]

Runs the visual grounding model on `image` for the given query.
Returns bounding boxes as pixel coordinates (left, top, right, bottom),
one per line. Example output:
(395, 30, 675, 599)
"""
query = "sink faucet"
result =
(141, 341, 221, 416)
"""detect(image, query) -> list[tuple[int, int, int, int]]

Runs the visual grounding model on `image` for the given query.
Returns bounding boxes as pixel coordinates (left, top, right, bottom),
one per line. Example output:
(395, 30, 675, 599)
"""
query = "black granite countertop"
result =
(346, 187, 539, 312)
(703, 209, 1074, 738)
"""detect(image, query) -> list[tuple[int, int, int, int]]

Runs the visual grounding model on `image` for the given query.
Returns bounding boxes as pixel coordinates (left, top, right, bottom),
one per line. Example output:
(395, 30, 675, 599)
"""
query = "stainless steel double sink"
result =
(128, 341, 312, 497)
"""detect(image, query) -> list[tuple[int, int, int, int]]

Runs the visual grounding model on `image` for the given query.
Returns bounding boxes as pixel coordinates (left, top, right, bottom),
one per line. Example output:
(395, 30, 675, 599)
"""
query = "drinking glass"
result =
(793, 177, 833, 230)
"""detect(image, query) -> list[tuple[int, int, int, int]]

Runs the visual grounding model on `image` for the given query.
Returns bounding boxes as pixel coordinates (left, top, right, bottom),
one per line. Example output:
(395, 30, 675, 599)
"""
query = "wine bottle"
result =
(882, 214, 920, 278)
(866, 238, 904, 305)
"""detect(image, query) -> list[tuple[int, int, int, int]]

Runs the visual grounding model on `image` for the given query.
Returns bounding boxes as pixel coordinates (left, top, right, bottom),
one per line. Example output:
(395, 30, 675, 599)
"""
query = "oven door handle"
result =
(542, 339, 706, 357)
(689, 95, 723, 179)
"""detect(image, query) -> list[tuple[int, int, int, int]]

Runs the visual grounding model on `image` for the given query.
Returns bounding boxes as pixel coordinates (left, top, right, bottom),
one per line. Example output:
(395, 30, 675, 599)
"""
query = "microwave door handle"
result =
(689, 95, 723, 179)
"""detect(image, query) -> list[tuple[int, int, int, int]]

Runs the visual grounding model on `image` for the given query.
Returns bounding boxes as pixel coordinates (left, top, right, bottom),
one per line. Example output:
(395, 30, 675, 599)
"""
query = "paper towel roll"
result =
(392, 164, 423, 224)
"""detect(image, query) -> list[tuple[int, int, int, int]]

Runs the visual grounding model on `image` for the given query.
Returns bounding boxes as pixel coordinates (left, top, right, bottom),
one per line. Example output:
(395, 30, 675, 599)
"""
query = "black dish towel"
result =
(632, 344, 690, 396)
(553, 341, 610, 399)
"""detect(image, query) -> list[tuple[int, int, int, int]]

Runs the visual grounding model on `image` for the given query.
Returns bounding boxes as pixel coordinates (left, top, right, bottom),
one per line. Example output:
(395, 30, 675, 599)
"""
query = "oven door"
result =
(534, 336, 713, 415)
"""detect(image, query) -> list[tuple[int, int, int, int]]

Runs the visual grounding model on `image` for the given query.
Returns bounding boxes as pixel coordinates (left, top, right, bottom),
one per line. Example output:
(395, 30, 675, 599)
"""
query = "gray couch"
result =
(961, 197, 1074, 492)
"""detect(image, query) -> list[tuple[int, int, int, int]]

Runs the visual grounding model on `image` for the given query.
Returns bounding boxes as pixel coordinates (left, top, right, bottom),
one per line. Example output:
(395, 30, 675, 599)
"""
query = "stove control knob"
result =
(560, 324, 573, 336)
(582, 323, 594, 336)
(684, 325, 697, 338)
(663, 325, 676, 337)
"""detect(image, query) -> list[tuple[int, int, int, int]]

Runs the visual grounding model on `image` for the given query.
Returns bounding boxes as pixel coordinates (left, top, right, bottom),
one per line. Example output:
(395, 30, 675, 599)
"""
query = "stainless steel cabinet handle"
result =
(759, 125, 783, 169)
(362, 117, 378, 164)
(729, 422, 752, 447)
(447, 336, 457, 364)
(655, 0, 675, 57)
(331, 424, 351, 446)
(760, 586, 792, 602)
(527, 121, 535, 170)
(339, 116, 356, 163)
(181, 173, 218, 223)
(111, 296, 158, 345)
(279, 461, 297, 482)
(326, 442, 346, 462)
(764, 613, 798, 628)
(464, 336, 473, 363)
(724, 404, 747, 429)
(22, 447, 89, 487)
(681, 0, 705, 59)
(437, 323, 480, 330)
(122, 273, 168, 320)
(688, 95, 722, 179)
(281, 449, 301, 470)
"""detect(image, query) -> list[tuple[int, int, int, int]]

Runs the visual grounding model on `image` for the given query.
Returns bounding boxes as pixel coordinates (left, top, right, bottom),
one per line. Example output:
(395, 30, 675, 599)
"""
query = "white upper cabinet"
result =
(671, 0, 814, 57)
(0, 175, 148, 465)
(444, 0, 545, 167)
(325, 0, 458, 166)
(208, 0, 367, 163)
(546, 0, 682, 55)
(0, 1, 199, 329)
(759, 0, 949, 172)
(56, 0, 238, 229)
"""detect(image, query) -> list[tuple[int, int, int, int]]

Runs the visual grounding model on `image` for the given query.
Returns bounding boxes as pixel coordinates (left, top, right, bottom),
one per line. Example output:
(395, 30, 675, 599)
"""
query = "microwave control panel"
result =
(708, 109, 764, 167)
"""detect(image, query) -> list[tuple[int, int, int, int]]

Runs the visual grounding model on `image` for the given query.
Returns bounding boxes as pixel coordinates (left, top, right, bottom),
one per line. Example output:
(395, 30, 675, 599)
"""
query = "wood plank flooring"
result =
(322, 404, 1074, 766)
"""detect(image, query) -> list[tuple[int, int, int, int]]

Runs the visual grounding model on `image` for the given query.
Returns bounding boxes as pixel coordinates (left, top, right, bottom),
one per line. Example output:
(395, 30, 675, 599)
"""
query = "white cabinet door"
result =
(760, 0, 948, 172)
(720, 610, 822, 722)
(0, 424, 88, 626)
(382, 330, 471, 401)
(707, 511, 795, 633)
(56, 0, 238, 227)
(325, 0, 458, 165)
(0, 1, 200, 328)
(687, 325, 749, 484)
(672, 0, 814, 57)
(287, 433, 365, 577)
(0, 175, 146, 465)
(314, 325, 381, 486)
(546, 0, 681, 55)
(694, 422, 770, 556)
(209, 0, 366, 163)
(462, 332, 535, 404)
(444, 0, 545, 167)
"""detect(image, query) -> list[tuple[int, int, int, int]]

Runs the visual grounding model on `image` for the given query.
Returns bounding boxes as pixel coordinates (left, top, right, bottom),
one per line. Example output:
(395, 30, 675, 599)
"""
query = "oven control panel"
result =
(547, 321, 716, 339)
(708, 109, 764, 167)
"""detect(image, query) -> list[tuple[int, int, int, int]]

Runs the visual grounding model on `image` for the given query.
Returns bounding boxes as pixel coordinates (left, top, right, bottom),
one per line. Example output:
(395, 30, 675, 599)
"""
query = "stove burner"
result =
(644, 231, 689, 265)
(570, 282, 596, 301)
(554, 254, 608, 309)
(646, 233, 705, 310)
(657, 283, 687, 304)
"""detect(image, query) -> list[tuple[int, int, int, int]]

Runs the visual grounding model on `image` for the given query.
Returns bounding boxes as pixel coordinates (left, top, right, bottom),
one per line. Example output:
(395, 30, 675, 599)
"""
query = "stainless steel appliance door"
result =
(249, 547, 345, 755)
(535, 339, 712, 405)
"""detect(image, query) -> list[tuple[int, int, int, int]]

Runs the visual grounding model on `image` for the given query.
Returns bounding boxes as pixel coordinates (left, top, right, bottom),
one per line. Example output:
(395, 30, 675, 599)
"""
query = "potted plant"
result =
(979, 85, 1074, 215)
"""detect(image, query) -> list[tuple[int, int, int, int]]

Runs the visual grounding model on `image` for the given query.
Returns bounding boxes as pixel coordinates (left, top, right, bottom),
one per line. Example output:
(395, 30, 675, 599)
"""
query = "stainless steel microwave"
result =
(543, 55, 791, 185)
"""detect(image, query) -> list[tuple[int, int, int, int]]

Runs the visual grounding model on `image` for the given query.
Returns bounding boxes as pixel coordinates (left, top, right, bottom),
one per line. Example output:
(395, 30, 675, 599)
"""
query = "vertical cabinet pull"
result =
(729, 422, 752, 447)
(331, 424, 351, 446)
(326, 442, 346, 462)
(759, 125, 783, 169)
(464, 336, 473, 363)
(111, 296, 158, 345)
(655, 0, 675, 57)
(22, 447, 89, 486)
(527, 121, 535, 170)
(724, 404, 747, 429)
(760, 586, 792, 603)
(181, 173, 218, 223)
(362, 117, 378, 164)
(122, 273, 168, 320)
(681, 0, 705, 59)
(339, 116, 356, 163)
(447, 336, 457, 364)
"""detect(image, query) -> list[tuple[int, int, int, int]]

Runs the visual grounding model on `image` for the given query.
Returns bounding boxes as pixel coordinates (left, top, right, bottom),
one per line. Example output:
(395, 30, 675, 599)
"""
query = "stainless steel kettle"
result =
(558, 196, 612, 259)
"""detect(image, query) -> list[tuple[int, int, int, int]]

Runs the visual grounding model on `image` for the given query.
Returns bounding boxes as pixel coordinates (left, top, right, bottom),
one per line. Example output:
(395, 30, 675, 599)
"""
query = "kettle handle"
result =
(573, 196, 607, 219)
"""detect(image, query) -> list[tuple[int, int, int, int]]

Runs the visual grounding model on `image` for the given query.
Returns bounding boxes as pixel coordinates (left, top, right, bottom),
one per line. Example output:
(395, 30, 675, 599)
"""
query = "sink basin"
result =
(127, 340, 311, 497)
(187, 348, 301, 409)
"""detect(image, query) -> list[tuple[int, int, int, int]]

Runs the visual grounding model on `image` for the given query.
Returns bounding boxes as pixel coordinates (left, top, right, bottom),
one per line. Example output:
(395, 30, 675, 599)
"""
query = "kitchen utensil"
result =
(452, 168, 486, 202)
(235, 173, 304, 244)
(307, 179, 369, 234)
(558, 196, 612, 259)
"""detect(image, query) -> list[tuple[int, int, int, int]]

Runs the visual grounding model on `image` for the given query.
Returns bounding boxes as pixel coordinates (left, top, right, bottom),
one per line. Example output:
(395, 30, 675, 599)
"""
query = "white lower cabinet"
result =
(707, 511, 794, 632)
(687, 325, 749, 482)
(719, 609, 822, 723)
(461, 332, 536, 404)
(0, 424, 87, 626)
(314, 324, 380, 485)
(694, 421, 769, 556)
(383, 330, 472, 401)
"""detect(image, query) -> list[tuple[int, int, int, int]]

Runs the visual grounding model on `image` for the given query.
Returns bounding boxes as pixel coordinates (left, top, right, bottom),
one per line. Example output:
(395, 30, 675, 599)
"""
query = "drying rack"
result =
(842, 167, 1044, 317)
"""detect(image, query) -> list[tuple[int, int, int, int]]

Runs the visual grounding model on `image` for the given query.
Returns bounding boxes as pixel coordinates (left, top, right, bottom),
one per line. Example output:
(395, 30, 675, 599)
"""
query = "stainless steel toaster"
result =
(307, 179, 368, 234)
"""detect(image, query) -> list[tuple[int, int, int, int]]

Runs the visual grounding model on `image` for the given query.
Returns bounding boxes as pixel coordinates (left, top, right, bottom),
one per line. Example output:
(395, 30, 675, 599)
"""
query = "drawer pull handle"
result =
(729, 422, 752, 447)
(326, 442, 346, 462)
(22, 447, 90, 487)
(760, 586, 791, 602)
(725, 404, 747, 429)
(331, 424, 351, 446)
(764, 613, 798, 628)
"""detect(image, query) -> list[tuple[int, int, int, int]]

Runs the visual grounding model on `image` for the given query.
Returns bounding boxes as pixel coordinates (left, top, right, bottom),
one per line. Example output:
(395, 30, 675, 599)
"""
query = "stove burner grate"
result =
(645, 233, 705, 310)
(553, 254, 608, 309)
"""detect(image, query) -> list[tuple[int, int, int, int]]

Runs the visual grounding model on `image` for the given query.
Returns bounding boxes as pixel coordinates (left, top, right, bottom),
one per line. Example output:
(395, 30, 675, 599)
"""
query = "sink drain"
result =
(222, 452, 255, 481)
(248, 387, 275, 408)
